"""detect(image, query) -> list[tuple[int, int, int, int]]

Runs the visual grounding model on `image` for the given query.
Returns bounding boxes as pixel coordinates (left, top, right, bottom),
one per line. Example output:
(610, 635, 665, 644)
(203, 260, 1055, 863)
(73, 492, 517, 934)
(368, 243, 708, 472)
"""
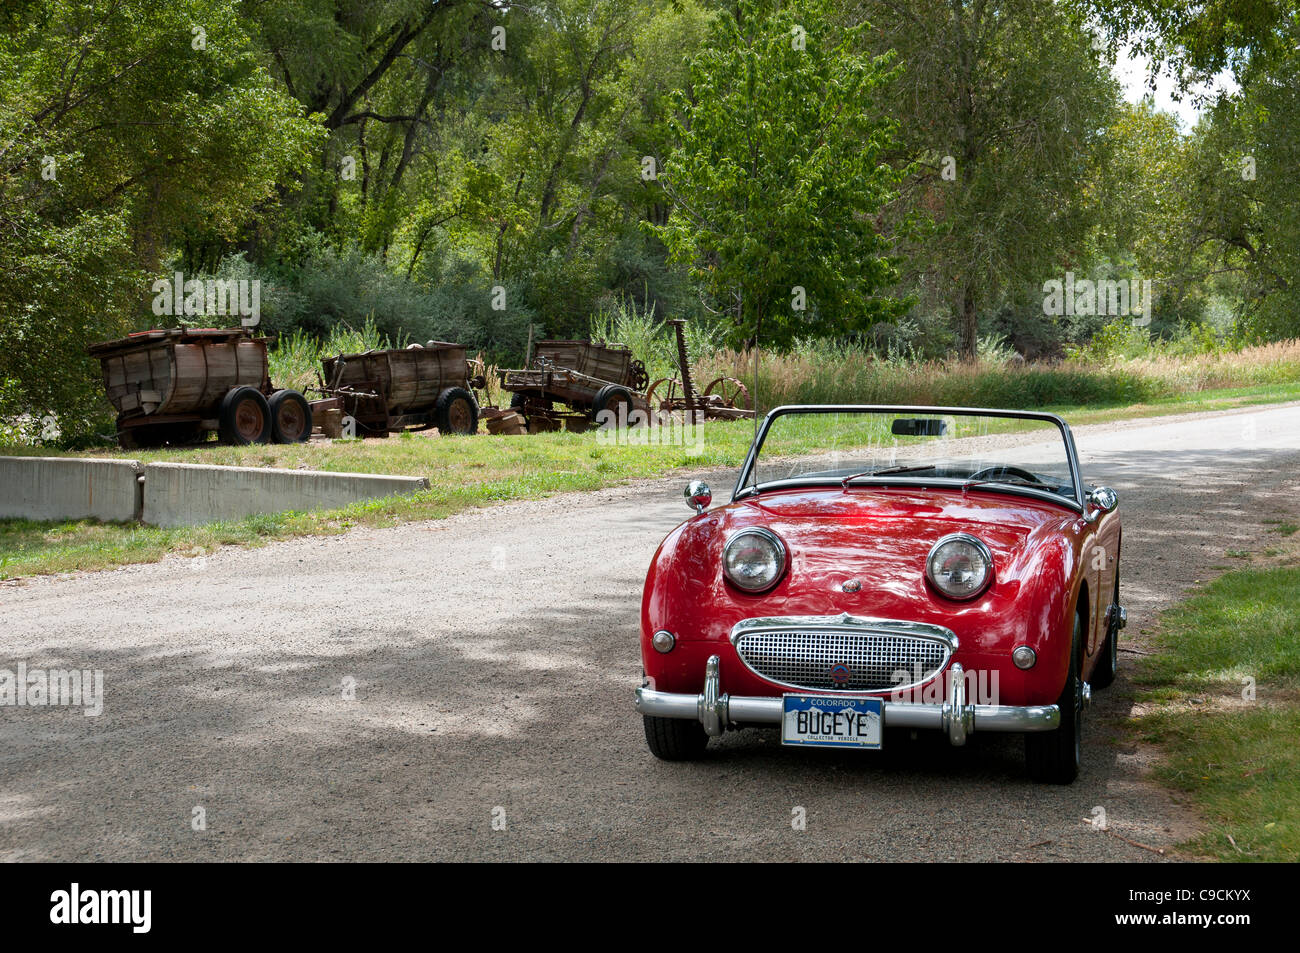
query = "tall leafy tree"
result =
(1084, 0, 1300, 340)
(846, 0, 1121, 359)
(0, 0, 318, 440)
(651, 0, 909, 350)
(247, 0, 710, 338)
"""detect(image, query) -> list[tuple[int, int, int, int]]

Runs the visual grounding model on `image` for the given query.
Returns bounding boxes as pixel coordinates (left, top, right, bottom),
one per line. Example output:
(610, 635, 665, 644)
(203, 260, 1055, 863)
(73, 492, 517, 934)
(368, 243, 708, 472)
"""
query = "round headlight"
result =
(723, 528, 787, 593)
(926, 533, 993, 600)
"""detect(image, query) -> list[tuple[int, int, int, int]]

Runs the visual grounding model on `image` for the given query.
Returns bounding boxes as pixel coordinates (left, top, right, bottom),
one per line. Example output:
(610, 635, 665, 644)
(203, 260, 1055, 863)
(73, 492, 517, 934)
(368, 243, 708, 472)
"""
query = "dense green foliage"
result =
(652, 0, 908, 349)
(848, 0, 1121, 359)
(4, 0, 1300, 443)
(0, 0, 318, 442)
(1084, 0, 1300, 343)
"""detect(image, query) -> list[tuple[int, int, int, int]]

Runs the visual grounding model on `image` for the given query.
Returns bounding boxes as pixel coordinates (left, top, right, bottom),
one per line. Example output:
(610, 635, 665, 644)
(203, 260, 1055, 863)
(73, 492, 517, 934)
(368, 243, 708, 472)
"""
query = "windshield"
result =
(738, 408, 1080, 506)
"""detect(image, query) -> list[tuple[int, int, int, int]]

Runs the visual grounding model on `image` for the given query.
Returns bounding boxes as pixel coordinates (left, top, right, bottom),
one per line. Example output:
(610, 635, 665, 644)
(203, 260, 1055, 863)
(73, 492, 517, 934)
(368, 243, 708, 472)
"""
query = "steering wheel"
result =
(968, 465, 1042, 483)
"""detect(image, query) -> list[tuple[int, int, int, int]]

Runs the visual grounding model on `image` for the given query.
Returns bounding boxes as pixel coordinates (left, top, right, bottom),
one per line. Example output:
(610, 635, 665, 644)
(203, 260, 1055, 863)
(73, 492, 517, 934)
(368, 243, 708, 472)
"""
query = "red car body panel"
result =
(641, 484, 1121, 708)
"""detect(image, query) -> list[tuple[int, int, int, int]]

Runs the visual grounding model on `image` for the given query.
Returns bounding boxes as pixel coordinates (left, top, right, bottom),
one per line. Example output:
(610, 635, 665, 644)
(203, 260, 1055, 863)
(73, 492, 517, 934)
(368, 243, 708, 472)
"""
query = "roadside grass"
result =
(1134, 553, 1300, 862)
(2, 381, 1298, 581)
(0, 512, 300, 578)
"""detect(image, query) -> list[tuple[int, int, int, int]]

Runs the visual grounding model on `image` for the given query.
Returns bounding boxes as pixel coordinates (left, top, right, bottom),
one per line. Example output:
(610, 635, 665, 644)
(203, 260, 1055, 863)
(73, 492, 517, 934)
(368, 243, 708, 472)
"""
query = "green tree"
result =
(847, 0, 1121, 359)
(248, 0, 710, 340)
(1084, 0, 1300, 340)
(0, 0, 318, 441)
(1082, 101, 1215, 336)
(650, 0, 909, 350)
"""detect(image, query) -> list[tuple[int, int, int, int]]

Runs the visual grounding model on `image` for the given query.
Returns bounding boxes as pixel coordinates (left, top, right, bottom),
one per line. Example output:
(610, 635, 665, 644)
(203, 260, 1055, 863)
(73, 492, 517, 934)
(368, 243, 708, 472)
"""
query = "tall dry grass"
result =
(698, 339, 1300, 411)
(1124, 339, 1300, 392)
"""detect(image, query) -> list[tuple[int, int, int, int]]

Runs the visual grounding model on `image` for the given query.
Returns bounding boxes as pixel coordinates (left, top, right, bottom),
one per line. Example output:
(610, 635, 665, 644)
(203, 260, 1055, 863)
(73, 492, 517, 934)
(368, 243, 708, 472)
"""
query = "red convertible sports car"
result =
(635, 405, 1124, 783)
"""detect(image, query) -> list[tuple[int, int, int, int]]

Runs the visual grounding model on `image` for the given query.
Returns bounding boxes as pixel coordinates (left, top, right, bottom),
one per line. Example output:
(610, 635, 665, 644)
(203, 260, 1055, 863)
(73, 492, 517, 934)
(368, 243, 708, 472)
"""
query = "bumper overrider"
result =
(635, 655, 1066, 747)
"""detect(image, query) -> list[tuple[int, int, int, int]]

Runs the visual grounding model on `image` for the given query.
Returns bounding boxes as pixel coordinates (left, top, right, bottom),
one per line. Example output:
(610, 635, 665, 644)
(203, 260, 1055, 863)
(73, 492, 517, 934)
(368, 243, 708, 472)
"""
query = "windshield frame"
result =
(731, 404, 1086, 513)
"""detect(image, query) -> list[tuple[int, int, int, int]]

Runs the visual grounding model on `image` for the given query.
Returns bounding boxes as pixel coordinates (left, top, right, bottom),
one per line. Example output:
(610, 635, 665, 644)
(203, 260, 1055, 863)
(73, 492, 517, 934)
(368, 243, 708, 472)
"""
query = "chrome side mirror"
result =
(1085, 486, 1118, 523)
(685, 480, 712, 514)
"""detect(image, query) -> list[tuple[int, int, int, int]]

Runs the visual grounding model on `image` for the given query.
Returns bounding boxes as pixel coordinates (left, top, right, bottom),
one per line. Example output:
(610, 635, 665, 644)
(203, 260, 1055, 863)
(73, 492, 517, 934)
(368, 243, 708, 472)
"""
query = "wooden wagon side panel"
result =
(429, 345, 468, 393)
(162, 339, 268, 415)
(386, 347, 467, 411)
(325, 346, 469, 417)
(328, 353, 393, 399)
(535, 340, 586, 372)
(587, 346, 631, 386)
(534, 340, 632, 386)
(102, 341, 174, 416)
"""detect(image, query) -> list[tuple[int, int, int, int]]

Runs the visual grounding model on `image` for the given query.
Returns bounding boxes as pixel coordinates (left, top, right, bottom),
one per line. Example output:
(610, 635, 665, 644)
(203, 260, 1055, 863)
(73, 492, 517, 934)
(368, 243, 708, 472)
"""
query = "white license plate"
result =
(781, 694, 883, 749)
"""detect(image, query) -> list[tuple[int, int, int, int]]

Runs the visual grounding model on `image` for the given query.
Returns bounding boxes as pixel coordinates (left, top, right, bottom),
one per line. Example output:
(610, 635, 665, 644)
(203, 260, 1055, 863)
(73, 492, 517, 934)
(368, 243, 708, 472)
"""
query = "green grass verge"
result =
(1, 381, 1298, 582)
(1135, 564, 1300, 862)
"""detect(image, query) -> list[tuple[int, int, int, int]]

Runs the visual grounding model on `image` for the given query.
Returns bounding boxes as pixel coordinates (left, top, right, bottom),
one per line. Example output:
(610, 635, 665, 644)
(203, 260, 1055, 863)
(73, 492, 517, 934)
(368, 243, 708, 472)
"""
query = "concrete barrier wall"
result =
(0, 456, 142, 522)
(142, 462, 430, 527)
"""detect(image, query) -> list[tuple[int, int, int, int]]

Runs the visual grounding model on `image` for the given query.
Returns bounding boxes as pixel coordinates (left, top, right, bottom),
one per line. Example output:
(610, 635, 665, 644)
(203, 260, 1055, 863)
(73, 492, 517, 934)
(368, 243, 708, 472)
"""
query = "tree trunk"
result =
(958, 283, 978, 361)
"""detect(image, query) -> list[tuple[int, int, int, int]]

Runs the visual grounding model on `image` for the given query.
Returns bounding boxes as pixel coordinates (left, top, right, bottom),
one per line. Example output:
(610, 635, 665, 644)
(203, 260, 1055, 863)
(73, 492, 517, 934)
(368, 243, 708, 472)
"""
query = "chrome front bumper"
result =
(635, 655, 1064, 746)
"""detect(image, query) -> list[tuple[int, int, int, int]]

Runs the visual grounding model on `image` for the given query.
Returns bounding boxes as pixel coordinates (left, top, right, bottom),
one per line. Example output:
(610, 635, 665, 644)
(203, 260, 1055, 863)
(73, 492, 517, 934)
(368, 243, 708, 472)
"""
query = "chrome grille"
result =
(733, 623, 951, 692)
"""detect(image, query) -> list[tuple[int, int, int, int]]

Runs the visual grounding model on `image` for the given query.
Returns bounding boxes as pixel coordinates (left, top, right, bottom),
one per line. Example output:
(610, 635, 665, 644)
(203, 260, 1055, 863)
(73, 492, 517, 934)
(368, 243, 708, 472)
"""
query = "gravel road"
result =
(3, 403, 1299, 862)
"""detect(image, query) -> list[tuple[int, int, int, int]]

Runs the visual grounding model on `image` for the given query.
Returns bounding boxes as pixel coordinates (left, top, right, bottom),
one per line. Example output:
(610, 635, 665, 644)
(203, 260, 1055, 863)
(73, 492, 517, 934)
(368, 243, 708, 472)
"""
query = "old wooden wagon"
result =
(89, 328, 312, 449)
(319, 342, 481, 437)
(497, 340, 650, 429)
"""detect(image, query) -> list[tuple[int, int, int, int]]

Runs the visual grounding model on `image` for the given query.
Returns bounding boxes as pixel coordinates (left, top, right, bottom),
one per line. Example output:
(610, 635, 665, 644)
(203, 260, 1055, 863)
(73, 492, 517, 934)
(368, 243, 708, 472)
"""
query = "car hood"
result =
(657, 485, 1083, 624)
(727, 485, 1076, 571)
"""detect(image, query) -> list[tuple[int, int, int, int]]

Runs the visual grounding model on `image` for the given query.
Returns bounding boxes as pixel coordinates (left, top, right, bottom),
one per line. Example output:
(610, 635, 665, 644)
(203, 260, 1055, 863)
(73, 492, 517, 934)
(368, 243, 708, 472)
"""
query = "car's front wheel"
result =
(643, 715, 708, 761)
(1025, 610, 1084, 784)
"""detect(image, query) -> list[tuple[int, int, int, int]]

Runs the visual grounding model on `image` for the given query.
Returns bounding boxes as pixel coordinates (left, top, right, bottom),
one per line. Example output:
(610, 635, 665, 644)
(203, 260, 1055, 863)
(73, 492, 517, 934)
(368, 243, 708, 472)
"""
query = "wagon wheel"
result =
(591, 384, 636, 426)
(703, 376, 751, 410)
(269, 390, 312, 443)
(218, 386, 272, 444)
(435, 386, 479, 435)
(628, 359, 650, 393)
(646, 378, 682, 412)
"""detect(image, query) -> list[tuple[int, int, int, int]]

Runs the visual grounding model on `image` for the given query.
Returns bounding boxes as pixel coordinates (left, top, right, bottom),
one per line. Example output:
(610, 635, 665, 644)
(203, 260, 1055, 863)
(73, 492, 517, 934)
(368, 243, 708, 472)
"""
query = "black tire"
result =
(218, 386, 273, 445)
(591, 383, 635, 426)
(268, 389, 313, 443)
(1092, 573, 1120, 690)
(1025, 609, 1084, 784)
(643, 715, 709, 761)
(434, 386, 478, 435)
